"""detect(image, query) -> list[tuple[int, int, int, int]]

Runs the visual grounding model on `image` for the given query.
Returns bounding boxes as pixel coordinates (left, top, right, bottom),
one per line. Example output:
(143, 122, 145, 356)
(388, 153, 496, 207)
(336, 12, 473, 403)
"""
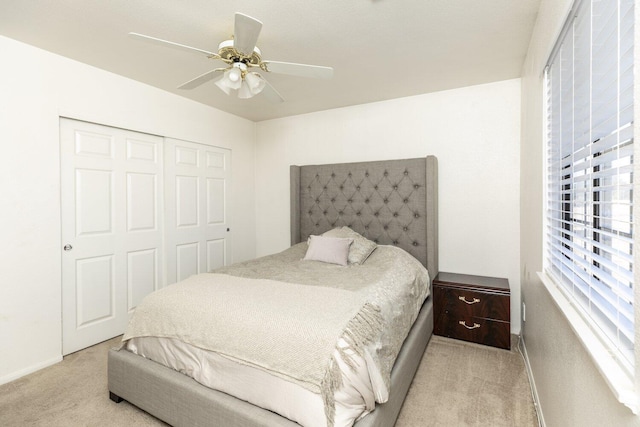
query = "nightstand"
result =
(433, 272, 511, 350)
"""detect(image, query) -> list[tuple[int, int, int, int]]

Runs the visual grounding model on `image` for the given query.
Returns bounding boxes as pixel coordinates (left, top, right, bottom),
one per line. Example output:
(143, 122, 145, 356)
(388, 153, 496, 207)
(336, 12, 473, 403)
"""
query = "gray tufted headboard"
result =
(290, 156, 438, 280)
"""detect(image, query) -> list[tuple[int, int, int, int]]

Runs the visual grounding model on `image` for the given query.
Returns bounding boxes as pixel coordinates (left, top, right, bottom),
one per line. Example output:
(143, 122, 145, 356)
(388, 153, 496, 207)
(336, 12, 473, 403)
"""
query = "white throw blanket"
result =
(123, 274, 383, 426)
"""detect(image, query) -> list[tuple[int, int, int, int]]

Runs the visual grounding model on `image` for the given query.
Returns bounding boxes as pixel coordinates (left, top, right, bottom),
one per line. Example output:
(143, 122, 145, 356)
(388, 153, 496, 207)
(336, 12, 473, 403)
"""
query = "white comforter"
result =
(122, 243, 429, 427)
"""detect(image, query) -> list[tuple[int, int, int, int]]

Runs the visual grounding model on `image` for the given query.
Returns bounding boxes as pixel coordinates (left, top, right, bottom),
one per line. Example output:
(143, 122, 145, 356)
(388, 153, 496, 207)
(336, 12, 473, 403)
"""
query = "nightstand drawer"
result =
(434, 313, 511, 350)
(433, 286, 510, 322)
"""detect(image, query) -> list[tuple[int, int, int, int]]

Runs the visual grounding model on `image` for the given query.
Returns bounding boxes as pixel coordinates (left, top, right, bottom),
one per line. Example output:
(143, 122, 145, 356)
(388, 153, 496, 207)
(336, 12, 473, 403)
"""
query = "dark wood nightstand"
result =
(433, 272, 511, 350)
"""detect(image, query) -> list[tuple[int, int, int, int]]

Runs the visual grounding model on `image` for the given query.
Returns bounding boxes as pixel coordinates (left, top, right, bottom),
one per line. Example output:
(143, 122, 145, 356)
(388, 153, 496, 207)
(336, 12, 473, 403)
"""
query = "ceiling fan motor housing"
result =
(217, 39, 262, 65)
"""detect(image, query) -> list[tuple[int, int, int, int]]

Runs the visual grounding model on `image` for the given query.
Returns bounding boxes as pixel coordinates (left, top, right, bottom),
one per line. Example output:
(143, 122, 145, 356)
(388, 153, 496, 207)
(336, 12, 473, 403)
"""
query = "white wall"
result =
(520, 1, 640, 426)
(0, 36, 256, 384)
(255, 79, 522, 333)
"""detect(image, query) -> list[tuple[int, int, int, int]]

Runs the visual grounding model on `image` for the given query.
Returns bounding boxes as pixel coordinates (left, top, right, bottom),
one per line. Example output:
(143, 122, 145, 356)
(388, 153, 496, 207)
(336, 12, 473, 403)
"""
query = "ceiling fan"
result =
(129, 13, 334, 102)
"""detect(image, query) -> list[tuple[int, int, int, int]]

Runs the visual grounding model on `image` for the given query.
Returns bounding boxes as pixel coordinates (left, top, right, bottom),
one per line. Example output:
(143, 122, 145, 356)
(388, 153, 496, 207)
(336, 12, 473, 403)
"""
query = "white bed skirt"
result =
(126, 336, 386, 427)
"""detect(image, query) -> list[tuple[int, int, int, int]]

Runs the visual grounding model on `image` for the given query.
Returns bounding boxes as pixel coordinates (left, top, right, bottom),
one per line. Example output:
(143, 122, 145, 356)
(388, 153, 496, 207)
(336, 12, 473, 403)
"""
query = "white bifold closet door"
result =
(164, 138, 231, 285)
(61, 119, 164, 355)
(61, 121, 231, 355)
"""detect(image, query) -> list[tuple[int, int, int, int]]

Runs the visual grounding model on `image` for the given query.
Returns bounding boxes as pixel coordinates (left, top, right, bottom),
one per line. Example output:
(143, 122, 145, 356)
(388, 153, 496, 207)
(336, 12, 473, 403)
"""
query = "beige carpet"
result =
(395, 336, 538, 427)
(0, 335, 537, 427)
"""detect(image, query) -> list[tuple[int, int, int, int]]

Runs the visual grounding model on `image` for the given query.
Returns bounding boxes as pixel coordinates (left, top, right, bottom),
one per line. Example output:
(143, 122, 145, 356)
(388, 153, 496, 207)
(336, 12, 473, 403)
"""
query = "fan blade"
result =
(178, 69, 221, 90)
(263, 61, 333, 79)
(233, 13, 262, 56)
(261, 79, 285, 103)
(129, 32, 217, 57)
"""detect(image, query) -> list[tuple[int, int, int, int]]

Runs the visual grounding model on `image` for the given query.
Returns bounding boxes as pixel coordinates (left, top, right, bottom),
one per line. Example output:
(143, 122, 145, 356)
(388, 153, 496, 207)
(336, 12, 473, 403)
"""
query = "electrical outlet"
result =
(522, 301, 526, 322)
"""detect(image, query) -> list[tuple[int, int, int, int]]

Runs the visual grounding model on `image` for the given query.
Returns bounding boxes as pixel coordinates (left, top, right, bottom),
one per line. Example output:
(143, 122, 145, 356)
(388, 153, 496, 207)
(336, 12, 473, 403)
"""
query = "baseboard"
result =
(519, 335, 545, 427)
(0, 355, 63, 386)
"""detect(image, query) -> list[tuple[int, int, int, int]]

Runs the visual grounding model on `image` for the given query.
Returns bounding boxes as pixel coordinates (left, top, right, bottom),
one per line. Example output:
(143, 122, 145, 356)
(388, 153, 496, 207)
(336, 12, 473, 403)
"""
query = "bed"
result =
(108, 155, 438, 427)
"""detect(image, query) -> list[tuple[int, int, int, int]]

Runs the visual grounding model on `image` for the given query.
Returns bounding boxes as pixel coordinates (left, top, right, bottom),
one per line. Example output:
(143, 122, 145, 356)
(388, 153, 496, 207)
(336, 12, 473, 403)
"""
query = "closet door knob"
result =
(63, 244, 73, 251)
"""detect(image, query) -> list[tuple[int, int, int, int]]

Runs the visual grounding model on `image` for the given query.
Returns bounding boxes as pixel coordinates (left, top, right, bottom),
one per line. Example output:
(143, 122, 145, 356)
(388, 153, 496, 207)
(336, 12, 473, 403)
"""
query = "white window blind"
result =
(545, 0, 634, 370)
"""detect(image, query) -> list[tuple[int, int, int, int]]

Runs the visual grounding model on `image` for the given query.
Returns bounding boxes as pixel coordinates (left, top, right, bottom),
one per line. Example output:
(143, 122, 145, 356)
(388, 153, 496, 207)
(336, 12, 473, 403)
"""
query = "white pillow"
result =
(322, 227, 377, 265)
(303, 235, 353, 266)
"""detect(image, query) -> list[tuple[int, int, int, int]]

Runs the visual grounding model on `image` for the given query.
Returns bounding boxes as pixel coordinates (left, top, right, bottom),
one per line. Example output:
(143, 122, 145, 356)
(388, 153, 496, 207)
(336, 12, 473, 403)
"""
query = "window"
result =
(545, 0, 634, 375)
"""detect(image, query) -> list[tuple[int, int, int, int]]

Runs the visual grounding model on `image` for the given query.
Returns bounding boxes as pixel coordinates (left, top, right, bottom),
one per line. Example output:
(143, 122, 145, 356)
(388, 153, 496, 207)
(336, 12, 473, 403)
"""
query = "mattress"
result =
(120, 242, 430, 427)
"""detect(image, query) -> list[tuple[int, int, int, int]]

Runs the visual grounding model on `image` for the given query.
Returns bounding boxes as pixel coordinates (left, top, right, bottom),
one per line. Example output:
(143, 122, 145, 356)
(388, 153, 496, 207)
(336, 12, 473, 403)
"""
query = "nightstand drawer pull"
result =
(458, 320, 481, 330)
(458, 296, 480, 305)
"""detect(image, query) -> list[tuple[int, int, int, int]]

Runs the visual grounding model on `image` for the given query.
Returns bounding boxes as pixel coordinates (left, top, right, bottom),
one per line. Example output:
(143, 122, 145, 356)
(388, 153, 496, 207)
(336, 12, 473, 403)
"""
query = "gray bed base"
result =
(108, 156, 438, 426)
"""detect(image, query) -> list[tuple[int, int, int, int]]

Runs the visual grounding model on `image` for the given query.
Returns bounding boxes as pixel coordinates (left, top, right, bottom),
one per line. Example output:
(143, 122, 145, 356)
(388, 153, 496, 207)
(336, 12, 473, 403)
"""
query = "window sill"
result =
(537, 271, 638, 413)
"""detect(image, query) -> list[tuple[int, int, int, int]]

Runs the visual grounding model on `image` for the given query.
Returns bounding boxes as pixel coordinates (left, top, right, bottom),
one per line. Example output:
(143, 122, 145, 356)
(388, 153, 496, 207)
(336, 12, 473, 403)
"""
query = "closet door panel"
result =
(207, 178, 225, 224)
(176, 175, 199, 227)
(76, 254, 115, 327)
(176, 242, 200, 282)
(127, 248, 158, 312)
(207, 239, 226, 271)
(76, 169, 113, 236)
(127, 172, 157, 232)
(165, 139, 231, 285)
(61, 118, 163, 355)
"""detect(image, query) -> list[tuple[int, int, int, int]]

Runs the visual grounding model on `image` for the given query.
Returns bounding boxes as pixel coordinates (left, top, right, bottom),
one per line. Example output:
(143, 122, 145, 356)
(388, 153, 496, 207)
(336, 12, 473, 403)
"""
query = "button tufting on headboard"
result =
(291, 157, 437, 272)
(291, 156, 438, 280)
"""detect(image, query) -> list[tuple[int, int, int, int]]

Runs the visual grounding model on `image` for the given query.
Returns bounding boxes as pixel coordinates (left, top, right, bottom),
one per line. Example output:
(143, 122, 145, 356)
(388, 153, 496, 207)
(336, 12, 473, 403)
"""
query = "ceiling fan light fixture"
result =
(214, 77, 233, 95)
(245, 72, 266, 94)
(227, 66, 242, 83)
(215, 64, 243, 94)
(216, 64, 265, 99)
(237, 81, 254, 99)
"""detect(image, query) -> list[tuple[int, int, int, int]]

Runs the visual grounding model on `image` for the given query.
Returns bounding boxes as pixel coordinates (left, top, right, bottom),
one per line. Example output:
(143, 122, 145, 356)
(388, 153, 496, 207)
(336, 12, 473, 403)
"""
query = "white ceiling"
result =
(0, 0, 540, 122)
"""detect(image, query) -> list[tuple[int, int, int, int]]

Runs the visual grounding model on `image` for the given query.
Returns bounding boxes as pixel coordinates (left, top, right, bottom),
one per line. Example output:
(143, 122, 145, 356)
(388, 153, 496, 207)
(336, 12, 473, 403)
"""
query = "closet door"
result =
(60, 118, 163, 355)
(165, 139, 231, 285)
